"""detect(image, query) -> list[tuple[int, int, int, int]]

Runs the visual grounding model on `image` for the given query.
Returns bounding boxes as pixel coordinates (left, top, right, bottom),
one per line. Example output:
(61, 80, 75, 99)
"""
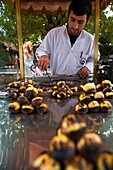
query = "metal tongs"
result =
(45, 69, 52, 83)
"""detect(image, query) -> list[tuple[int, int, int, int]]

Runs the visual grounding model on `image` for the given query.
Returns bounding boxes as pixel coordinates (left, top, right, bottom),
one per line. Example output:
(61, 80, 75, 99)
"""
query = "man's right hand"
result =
(38, 55, 50, 71)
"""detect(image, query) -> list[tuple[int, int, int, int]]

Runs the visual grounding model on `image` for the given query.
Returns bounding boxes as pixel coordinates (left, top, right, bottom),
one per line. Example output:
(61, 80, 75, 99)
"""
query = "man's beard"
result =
(67, 25, 81, 36)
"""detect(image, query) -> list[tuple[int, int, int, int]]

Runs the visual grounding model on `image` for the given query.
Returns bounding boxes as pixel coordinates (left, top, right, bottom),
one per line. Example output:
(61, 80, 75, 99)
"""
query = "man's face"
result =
(68, 11, 87, 36)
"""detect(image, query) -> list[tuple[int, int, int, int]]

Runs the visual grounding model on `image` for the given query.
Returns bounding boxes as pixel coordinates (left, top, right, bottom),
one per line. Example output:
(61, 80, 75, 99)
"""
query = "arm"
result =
(35, 31, 52, 71)
(78, 51, 100, 78)
(38, 55, 50, 71)
(78, 33, 100, 78)
(78, 66, 89, 78)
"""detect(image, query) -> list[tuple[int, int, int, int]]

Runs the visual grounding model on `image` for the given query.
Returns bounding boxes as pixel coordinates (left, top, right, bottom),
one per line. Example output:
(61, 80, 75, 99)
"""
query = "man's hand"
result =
(38, 55, 50, 71)
(78, 67, 89, 78)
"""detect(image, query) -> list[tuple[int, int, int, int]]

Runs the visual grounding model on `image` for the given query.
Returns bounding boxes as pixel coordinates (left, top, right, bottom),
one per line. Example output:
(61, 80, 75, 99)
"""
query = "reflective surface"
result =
(0, 94, 113, 169)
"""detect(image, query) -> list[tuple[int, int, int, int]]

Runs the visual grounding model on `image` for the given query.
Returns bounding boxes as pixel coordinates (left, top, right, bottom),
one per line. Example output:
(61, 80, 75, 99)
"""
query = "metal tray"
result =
(0, 95, 113, 169)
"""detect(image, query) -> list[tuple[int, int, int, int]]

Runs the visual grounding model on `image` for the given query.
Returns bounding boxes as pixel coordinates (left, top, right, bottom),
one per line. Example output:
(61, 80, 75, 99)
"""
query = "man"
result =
(35, 0, 99, 78)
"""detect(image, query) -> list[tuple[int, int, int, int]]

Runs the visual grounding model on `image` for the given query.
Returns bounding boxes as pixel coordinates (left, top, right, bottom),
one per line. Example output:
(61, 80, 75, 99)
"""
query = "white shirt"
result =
(36, 25, 98, 76)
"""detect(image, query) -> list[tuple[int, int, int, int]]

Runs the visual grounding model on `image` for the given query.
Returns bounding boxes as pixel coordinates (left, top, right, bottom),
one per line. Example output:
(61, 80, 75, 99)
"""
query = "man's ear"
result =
(88, 17, 90, 21)
(87, 17, 90, 23)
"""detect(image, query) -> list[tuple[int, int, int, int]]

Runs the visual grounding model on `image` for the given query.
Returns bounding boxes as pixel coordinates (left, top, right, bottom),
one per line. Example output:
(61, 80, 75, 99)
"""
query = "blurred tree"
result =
(99, 6, 113, 56)
(0, 41, 9, 67)
(0, 0, 67, 45)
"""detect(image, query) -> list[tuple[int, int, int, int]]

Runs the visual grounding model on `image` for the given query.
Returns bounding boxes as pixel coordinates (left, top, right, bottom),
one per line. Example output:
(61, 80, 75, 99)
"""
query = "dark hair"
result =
(68, 0, 92, 21)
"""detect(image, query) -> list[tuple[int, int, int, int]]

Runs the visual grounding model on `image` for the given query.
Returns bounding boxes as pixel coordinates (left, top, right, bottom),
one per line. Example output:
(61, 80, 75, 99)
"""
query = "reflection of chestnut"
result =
(49, 135, 75, 161)
(8, 102, 20, 114)
(36, 103, 48, 115)
(25, 87, 38, 99)
(31, 97, 43, 106)
(21, 104, 34, 114)
(17, 95, 29, 105)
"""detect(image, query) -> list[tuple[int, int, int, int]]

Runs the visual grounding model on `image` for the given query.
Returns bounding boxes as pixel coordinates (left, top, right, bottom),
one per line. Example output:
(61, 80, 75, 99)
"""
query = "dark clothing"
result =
(68, 33, 79, 46)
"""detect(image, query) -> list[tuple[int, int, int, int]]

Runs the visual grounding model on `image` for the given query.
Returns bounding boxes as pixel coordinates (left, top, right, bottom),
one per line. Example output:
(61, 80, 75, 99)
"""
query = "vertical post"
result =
(94, 0, 100, 83)
(15, 0, 24, 78)
(15, 54, 20, 80)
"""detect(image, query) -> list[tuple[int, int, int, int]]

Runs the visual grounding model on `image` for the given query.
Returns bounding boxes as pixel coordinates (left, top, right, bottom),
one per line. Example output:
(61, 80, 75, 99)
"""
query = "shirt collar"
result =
(63, 25, 69, 39)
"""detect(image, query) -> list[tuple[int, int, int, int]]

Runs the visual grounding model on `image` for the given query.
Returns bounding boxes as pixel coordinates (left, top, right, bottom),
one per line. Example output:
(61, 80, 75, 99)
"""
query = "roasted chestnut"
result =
(96, 151, 113, 170)
(102, 79, 112, 88)
(88, 100, 100, 112)
(77, 133, 104, 163)
(96, 83, 103, 92)
(25, 87, 38, 99)
(32, 152, 61, 170)
(60, 114, 86, 142)
(94, 91, 105, 102)
(65, 155, 93, 170)
(6, 91, 17, 101)
(31, 97, 43, 106)
(75, 102, 88, 114)
(57, 81, 66, 87)
(80, 82, 96, 94)
(8, 101, 21, 114)
(99, 100, 112, 112)
(57, 91, 66, 99)
(105, 91, 113, 99)
(21, 104, 34, 114)
(79, 93, 91, 104)
(49, 135, 75, 161)
(17, 95, 29, 105)
(19, 85, 26, 93)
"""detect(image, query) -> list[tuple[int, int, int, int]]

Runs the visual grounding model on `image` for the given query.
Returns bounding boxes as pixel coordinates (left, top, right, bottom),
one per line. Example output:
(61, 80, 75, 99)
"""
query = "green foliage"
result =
(0, 42, 9, 67)
(0, 0, 68, 45)
(85, 15, 95, 34)
(99, 12, 113, 44)
(0, 0, 17, 43)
